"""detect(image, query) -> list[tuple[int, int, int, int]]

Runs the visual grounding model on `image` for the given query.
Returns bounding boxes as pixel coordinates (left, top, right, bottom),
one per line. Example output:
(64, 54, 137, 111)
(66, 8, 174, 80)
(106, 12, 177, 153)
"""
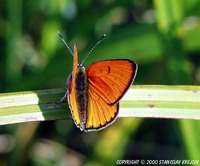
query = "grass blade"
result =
(0, 85, 199, 125)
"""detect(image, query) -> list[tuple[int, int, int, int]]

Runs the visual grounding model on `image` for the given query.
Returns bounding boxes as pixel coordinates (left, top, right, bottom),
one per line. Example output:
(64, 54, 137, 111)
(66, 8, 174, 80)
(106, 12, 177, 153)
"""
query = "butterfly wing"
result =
(84, 59, 137, 131)
(86, 59, 137, 105)
(85, 88, 119, 131)
(67, 44, 81, 128)
(67, 75, 81, 127)
(72, 44, 78, 87)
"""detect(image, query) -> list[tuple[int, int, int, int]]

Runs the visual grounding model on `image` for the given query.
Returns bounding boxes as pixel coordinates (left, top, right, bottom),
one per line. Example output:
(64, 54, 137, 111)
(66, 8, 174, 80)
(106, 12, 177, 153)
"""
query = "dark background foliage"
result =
(0, 0, 200, 165)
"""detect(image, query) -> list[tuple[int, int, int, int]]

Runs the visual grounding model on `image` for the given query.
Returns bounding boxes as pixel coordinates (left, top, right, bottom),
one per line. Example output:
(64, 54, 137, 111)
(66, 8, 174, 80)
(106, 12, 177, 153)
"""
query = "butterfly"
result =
(58, 32, 138, 132)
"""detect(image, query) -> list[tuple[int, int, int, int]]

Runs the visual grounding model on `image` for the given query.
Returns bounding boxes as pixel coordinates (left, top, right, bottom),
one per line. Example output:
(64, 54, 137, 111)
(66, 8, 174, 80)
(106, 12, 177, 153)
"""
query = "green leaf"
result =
(0, 85, 199, 125)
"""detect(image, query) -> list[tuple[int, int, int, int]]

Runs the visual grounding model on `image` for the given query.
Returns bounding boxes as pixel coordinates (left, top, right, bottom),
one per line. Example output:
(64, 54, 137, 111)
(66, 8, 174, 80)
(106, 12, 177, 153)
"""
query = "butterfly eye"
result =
(78, 64, 83, 68)
(77, 64, 85, 70)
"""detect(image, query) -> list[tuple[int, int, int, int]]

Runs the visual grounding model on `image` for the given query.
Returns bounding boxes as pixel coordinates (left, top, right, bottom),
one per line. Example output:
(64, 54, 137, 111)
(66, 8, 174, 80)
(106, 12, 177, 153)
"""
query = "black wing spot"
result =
(107, 66, 110, 73)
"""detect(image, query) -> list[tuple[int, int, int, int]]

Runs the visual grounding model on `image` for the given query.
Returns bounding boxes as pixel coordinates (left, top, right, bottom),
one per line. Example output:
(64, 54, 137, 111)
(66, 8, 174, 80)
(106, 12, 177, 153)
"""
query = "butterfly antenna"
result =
(58, 31, 74, 56)
(81, 34, 106, 65)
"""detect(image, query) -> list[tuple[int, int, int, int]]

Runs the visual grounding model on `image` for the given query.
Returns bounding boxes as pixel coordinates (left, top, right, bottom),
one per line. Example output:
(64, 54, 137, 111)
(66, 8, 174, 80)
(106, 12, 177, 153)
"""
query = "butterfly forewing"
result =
(72, 44, 78, 87)
(86, 60, 137, 105)
(67, 45, 82, 129)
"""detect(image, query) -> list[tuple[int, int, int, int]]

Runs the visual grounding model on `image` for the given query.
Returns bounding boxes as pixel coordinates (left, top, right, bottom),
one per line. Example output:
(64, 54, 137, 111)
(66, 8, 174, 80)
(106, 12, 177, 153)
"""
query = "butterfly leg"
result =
(63, 74, 70, 89)
(57, 75, 70, 103)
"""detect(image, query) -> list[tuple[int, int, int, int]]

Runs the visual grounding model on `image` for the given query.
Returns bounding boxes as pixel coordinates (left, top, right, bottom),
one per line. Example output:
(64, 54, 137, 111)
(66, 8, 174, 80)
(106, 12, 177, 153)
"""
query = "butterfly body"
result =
(74, 65, 88, 131)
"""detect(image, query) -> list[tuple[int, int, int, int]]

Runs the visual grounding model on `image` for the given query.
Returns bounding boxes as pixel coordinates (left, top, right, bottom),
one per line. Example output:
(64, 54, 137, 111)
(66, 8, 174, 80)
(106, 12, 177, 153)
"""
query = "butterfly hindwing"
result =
(68, 75, 81, 128)
(85, 86, 119, 131)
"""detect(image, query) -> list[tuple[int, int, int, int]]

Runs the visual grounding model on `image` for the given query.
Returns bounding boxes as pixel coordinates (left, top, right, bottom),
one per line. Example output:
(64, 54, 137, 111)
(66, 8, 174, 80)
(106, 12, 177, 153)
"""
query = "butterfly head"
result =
(77, 63, 85, 69)
(77, 64, 86, 74)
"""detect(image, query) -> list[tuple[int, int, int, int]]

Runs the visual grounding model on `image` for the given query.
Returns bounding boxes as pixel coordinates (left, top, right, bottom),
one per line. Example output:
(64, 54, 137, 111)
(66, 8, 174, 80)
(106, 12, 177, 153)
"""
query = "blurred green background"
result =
(0, 0, 200, 165)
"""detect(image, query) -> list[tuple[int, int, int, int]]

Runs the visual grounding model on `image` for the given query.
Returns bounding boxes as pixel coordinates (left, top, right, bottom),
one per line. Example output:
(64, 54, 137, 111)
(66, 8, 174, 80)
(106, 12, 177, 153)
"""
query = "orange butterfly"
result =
(58, 32, 138, 132)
